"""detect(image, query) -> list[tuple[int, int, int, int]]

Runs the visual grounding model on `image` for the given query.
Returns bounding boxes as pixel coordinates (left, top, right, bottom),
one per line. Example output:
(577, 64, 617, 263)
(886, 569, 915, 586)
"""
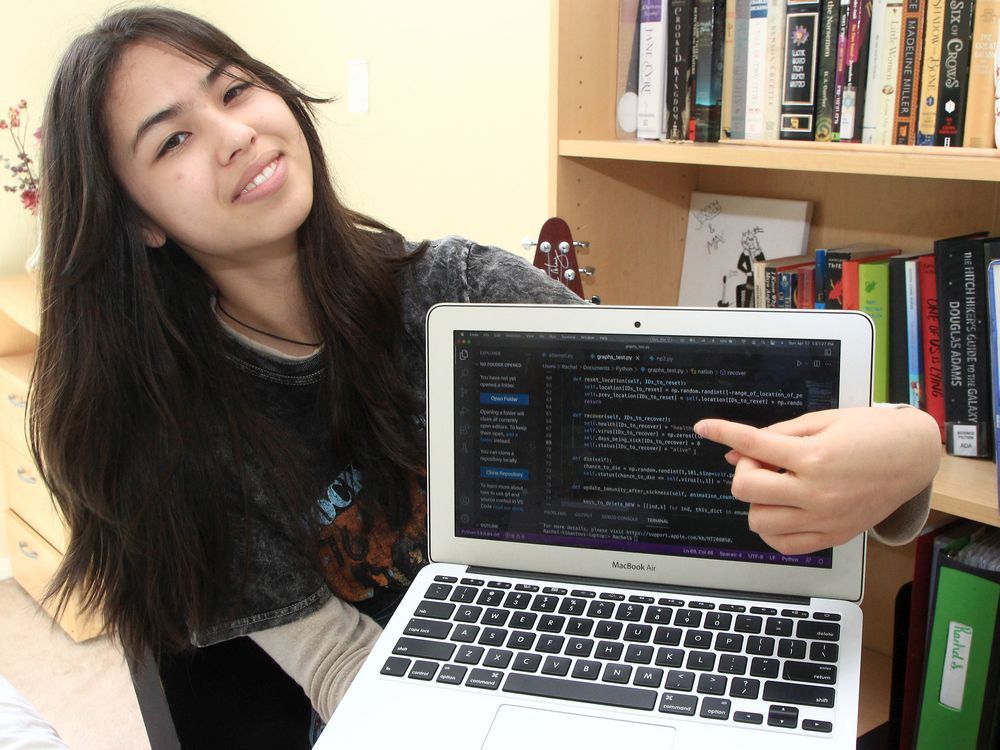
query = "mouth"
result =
(240, 158, 279, 195)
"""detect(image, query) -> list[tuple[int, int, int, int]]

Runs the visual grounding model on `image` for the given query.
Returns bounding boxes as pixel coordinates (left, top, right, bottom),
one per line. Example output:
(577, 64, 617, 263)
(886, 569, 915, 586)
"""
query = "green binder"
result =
(915, 535, 1000, 749)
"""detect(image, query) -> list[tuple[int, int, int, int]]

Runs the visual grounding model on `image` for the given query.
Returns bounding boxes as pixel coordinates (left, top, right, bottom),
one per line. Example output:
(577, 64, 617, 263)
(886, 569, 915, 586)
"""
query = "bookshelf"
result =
(549, 0, 1000, 737)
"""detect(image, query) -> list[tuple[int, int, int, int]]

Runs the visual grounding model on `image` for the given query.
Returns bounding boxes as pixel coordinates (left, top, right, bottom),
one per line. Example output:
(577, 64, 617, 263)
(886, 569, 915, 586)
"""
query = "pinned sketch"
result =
(678, 192, 813, 307)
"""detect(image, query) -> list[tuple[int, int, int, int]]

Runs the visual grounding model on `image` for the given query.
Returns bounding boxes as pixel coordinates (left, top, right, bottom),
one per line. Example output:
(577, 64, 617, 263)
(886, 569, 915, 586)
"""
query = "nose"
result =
(216, 114, 257, 165)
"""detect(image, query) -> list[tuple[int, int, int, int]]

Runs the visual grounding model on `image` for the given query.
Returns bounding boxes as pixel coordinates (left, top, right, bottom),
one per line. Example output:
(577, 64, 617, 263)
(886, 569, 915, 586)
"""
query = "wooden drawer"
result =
(5, 509, 102, 642)
(2, 442, 68, 553)
(0, 353, 32, 456)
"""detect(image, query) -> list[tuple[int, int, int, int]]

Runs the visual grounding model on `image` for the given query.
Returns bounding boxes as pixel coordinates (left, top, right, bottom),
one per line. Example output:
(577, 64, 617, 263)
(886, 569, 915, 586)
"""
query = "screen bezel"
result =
(425, 304, 873, 602)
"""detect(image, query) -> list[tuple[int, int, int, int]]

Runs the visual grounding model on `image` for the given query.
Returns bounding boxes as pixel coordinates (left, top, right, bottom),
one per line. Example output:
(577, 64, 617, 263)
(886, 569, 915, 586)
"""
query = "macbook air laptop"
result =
(320, 304, 874, 750)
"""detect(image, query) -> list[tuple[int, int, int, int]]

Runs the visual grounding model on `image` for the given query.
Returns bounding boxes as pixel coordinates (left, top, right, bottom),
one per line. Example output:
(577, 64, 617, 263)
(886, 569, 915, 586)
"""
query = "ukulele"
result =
(527, 217, 598, 302)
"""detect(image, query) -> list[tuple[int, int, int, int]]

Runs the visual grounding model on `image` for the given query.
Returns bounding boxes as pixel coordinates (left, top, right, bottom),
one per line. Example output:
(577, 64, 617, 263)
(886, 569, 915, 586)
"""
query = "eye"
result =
(223, 82, 251, 105)
(157, 132, 189, 157)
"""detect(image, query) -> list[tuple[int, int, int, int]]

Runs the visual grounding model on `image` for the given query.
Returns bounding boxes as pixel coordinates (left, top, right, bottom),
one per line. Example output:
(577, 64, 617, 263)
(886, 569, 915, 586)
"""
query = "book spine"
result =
(918, 254, 946, 440)
(730, 0, 752, 139)
(815, 0, 843, 139)
(860, 261, 891, 402)
(765, 0, 789, 137)
(933, 0, 976, 145)
(867, 1, 904, 144)
(765, 266, 780, 307)
(779, 0, 824, 139)
(638, 0, 669, 139)
(831, 0, 853, 139)
(905, 258, 923, 407)
(889, 257, 912, 403)
(667, 0, 695, 139)
(962, 0, 1000, 147)
(935, 236, 993, 457)
(814, 248, 828, 307)
(721, 0, 738, 137)
(893, 0, 928, 143)
(989, 261, 1000, 470)
(862, 0, 891, 143)
(616, 0, 643, 137)
(745, 0, 770, 138)
(840, 0, 874, 141)
(796, 264, 816, 308)
(842, 258, 862, 309)
(917, 0, 947, 144)
(693, 0, 726, 141)
(825, 253, 848, 309)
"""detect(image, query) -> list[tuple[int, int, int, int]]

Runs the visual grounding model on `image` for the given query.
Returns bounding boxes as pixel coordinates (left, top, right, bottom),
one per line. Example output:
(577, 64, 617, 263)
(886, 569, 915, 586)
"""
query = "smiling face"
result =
(105, 41, 314, 274)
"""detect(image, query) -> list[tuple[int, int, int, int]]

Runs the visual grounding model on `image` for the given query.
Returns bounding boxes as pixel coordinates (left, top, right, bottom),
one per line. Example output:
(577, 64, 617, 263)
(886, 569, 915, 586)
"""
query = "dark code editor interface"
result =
(453, 330, 841, 569)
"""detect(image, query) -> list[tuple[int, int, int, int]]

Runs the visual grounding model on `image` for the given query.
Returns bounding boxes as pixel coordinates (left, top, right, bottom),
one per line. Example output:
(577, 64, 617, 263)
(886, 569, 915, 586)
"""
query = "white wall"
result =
(0, 0, 552, 273)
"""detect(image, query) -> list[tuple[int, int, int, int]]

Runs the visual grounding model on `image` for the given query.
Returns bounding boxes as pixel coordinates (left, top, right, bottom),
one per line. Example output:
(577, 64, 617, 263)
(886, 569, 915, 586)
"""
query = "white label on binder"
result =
(951, 425, 978, 457)
(940, 621, 973, 710)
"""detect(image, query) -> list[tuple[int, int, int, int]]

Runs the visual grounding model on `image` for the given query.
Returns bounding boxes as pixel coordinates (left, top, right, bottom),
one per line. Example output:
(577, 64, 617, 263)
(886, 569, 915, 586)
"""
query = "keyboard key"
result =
(595, 641, 624, 660)
(659, 598, 685, 607)
(803, 719, 834, 733)
(624, 645, 654, 664)
(541, 656, 571, 676)
(729, 677, 760, 699)
(629, 595, 654, 604)
(380, 656, 410, 676)
(424, 583, 452, 600)
(537, 615, 566, 633)
(449, 586, 477, 603)
(484, 648, 512, 669)
(543, 587, 568, 596)
(750, 658, 780, 679)
(718, 655, 748, 675)
(436, 664, 467, 684)
(632, 667, 664, 687)
(655, 648, 684, 668)
(392, 637, 455, 661)
(765, 618, 794, 637)
(572, 660, 602, 680)
(767, 705, 799, 728)
(455, 645, 484, 665)
(586, 601, 615, 619)
(407, 660, 438, 681)
(571, 589, 596, 598)
(644, 606, 673, 625)
(600, 592, 626, 601)
(595, 621, 624, 639)
(515, 583, 539, 592)
(686, 652, 717, 671)
(658, 692, 698, 716)
(404, 618, 452, 640)
(565, 638, 595, 658)
(782, 609, 809, 619)
(700, 697, 731, 720)
(675, 609, 703, 627)
(466, 668, 504, 690)
(511, 653, 542, 672)
(616, 603, 643, 621)
(559, 598, 587, 615)
(504, 673, 658, 711)
(653, 627, 681, 646)
(689, 600, 716, 609)
(566, 617, 595, 636)
(763, 681, 836, 708)
(454, 605, 482, 623)
(503, 592, 532, 609)
(488, 581, 512, 590)
(536, 635, 565, 653)
(715, 633, 744, 652)
(810, 641, 839, 663)
(478, 628, 508, 646)
(461, 578, 484, 586)
(734, 711, 763, 724)
(509, 612, 537, 630)
(476, 589, 504, 606)
(704, 612, 732, 630)
(482, 608, 510, 627)
(684, 630, 713, 650)
(603, 663, 633, 684)
(451, 625, 480, 643)
(434, 575, 458, 583)
(506, 631, 537, 650)
(814, 612, 841, 621)
(623, 624, 653, 643)
(778, 639, 807, 659)
(697, 674, 727, 695)
(797, 621, 841, 641)
(720, 603, 746, 612)
(735, 615, 763, 633)
(414, 600, 455, 620)
(750, 606, 777, 616)
(747, 636, 775, 656)
(783, 661, 838, 684)
(665, 670, 695, 691)
(531, 595, 559, 613)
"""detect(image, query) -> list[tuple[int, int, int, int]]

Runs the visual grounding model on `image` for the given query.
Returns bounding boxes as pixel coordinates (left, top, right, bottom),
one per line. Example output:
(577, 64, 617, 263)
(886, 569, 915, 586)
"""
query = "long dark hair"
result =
(29, 6, 425, 662)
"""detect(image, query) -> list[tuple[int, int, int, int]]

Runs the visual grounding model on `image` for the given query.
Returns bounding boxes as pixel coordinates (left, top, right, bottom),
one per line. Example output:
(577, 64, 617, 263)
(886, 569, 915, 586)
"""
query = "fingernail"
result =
(692, 421, 705, 436)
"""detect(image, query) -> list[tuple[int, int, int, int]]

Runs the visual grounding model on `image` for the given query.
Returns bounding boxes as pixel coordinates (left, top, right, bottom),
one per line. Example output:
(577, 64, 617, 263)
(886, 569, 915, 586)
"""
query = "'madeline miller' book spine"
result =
(815, 0, 842, 139)
(933, 0, 976, 146)
(779, 0, 823, 139)
(893, 0, 927, 143)
(667, 0, 695, 139)
(935, 232, 994, 457)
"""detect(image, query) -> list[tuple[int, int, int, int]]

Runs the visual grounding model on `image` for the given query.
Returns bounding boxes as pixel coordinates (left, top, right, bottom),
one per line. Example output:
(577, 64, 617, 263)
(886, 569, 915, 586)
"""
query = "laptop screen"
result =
(452, 330, 841, 570)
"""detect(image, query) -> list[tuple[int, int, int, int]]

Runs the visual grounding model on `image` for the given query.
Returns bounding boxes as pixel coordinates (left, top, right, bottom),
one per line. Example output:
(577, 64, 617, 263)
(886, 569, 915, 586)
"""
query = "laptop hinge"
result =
(465, 566, 812, 606)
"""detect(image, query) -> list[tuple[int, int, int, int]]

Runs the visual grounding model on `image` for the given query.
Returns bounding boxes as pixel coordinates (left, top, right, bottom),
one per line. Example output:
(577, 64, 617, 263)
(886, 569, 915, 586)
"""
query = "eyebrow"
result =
(130, 60, 232, 155)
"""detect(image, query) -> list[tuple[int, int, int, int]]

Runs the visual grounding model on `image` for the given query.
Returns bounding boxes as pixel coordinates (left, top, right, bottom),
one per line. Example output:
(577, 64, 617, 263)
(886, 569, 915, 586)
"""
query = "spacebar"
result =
(503, 674, 657, 711)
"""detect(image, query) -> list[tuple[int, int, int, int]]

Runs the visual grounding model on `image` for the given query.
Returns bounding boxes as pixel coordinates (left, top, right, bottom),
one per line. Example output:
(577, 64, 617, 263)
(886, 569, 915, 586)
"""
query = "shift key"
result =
(763, 681, 835, 708)
(392, 637, 456, 661)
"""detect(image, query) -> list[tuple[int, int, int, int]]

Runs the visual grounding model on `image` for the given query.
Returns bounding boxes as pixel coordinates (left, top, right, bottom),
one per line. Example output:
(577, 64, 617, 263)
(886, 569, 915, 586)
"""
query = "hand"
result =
(692, 407, 941, 555)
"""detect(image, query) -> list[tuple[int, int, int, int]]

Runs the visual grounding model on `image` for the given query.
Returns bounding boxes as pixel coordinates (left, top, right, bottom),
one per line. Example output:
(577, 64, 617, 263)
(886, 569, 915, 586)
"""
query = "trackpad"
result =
(481, 704, 676, 749)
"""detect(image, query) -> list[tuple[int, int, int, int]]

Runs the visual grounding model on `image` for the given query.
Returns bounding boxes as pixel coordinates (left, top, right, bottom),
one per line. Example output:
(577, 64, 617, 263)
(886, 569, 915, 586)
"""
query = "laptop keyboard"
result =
(379, 575, 843, 735)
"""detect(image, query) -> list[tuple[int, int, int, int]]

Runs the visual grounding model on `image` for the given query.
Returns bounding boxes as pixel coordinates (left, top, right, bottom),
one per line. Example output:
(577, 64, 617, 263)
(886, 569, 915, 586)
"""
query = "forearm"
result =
(249, 595, 382, 722)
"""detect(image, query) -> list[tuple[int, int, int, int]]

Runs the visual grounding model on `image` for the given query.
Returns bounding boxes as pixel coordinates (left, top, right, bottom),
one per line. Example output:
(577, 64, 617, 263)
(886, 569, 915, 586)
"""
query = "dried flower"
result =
(0, 99, 40, 216)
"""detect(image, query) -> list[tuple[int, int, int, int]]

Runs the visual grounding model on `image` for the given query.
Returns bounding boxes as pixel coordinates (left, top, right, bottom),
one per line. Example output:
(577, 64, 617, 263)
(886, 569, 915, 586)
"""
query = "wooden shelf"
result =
(558, 138, 1000, 181)
(931, 452, 1000, 526)
(858, 647, 893, 737)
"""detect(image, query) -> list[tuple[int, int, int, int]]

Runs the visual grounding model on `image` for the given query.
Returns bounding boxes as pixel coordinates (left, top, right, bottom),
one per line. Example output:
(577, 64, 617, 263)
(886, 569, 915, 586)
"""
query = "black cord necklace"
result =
(216, 299, 321, 348)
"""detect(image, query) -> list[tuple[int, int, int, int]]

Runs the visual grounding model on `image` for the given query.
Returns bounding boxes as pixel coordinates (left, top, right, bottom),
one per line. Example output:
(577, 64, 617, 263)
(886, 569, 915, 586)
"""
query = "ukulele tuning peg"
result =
(539, 241, 552, 254)
(563, 269, 577, 282)
(521, 236, 537, 251)
(589, 295, 601, 305)
(573, 241, 591, 249)
(579, 266, 596, 277)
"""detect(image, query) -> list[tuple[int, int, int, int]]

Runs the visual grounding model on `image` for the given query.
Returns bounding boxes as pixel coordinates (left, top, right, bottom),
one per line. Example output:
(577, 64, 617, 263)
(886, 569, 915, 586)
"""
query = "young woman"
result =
(30, 6, 941, 743)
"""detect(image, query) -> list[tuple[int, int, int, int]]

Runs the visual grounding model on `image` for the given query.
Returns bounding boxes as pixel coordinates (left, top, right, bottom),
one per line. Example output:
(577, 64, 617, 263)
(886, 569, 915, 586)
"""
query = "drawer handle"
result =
(7, 393, 26, 409)
(16, 467, 37, 485)
(18, 541, 38, 560)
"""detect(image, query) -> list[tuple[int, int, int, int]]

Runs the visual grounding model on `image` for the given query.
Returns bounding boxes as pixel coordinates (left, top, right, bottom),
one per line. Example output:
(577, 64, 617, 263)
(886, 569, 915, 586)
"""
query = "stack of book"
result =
(625, 0, 999, 146)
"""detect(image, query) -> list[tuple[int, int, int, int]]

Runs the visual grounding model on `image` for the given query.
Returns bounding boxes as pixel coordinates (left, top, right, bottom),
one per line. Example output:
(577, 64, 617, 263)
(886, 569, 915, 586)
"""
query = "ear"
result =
(139, 219, 167, 248)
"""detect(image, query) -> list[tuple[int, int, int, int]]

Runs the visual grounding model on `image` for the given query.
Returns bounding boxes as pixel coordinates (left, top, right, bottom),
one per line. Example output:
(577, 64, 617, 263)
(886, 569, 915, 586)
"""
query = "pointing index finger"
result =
(693, 418, 802, 471)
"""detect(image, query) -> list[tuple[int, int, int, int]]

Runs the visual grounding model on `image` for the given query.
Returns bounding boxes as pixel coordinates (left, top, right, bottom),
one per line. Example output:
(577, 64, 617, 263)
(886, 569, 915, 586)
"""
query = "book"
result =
(839, 0, 874, 142)
(823, 245, 900, 310)
(989, 260, 1000, 480)
(893, 0, 928, 144)
(764, 0, 789, 137)
(916, 0, 947, 145)
(861, 0, 904, 144)
(692, 0, 726, 141)
(859, 260, 892, 401)
(720, 0, 739, 138)
(916, 526, 1000, 749)
(918, 254, 946, 440)
(815, 0, 844, 140)
(831, 0, 853, 139)
(745, 0, 771, 139)
(933, 0, 977, 146)
(904, 257, 922, 407)
(677, 192, 813, 307)
(963, 0, 1000, 148)
(666, 0, 695, 140)
(934, 232, 996, 457)
(637, 0, 670, 139)
(795, 263, 816, 308)
(729, 0, 753, 139)
(779, 0, 824, 139)
(889, 254, 926, 405)
(615, 0, 642, 138)
(756, 254, 815, 307)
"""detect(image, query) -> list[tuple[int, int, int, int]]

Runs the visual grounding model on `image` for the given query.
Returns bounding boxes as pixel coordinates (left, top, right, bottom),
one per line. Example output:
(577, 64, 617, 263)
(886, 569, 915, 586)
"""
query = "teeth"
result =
(242, 160, 278, 194)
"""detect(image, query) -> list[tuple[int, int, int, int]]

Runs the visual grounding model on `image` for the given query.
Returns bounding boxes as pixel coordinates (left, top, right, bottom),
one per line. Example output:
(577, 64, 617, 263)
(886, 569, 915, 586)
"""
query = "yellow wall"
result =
(0, 0, 552, 273)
